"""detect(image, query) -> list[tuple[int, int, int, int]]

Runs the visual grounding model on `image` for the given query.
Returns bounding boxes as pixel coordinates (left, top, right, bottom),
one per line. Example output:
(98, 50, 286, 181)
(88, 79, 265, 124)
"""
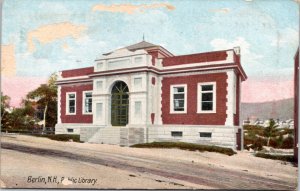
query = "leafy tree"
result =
(263, 119, 279, 146)
(3, 107, 35, 130)
(26, 73, 57, 130)
(1, 92, 11, 119)
(21, 98, 36, 117)
(1, 93, 11, 130)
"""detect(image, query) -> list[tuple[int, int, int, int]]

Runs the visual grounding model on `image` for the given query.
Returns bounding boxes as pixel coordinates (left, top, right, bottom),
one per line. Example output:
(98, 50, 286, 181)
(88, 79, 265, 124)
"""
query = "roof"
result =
(61, 67, 94, 78)
(124, 41, 158, 51)
(102, 40, 173, 56)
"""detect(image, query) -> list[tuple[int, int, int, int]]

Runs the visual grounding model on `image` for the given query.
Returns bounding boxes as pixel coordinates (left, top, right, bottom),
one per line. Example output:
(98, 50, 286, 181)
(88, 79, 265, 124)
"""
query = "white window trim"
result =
(82, 91, 93, 115)
(170, 84, 187, 114)
(197, 82, 216, 113)
(66, 92, 76, 115)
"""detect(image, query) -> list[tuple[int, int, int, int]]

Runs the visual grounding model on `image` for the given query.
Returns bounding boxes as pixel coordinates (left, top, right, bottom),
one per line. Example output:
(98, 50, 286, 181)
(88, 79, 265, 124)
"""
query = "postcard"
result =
(1, 0, 299, 190)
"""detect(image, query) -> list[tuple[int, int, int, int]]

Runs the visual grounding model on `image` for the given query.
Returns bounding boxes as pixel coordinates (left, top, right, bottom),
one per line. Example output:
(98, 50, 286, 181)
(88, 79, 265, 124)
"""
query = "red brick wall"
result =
(147, 51, 158, 66)
(162, 51, 228, 67)
(61, 83, 93, 123)
(161, 73, 228, 125)
(61, 67, 94, 78)
(234, 74, 240, 126)
(294, 49, 299, 162)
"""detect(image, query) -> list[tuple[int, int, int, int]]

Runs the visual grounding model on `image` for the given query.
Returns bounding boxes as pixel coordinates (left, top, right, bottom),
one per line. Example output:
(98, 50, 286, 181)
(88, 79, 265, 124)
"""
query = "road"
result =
(1, 134, 297, 189)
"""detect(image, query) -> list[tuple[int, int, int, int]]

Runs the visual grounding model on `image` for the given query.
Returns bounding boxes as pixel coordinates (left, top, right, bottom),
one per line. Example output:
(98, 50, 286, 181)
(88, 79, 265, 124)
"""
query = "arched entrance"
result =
(111, 81, 129, 126)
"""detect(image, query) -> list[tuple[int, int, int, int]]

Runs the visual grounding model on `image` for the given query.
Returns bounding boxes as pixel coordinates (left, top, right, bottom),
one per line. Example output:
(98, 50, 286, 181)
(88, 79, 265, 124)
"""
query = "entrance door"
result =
(111, 81, 129, 126)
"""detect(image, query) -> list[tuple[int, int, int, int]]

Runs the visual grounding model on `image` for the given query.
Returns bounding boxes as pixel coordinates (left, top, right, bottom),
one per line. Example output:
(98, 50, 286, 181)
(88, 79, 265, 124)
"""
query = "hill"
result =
(241, 98, 294, 121)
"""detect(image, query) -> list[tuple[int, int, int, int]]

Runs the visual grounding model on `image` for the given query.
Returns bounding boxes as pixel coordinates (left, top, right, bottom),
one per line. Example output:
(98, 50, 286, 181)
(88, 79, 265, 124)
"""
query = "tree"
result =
(4, 108, 35, 130)
(263, 119, 280, 147)
(1, 92, 11, 118)
(1, 93, 11, 129)
(26, 73, 57, 131)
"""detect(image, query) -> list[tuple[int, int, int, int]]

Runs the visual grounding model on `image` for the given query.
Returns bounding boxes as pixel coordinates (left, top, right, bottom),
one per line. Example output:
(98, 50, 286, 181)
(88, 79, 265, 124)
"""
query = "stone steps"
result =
(91, 127, 121, 145)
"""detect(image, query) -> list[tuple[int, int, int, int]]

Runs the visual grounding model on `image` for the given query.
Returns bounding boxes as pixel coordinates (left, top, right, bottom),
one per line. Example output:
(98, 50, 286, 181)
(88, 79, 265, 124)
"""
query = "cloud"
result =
(271, 27, 298, 47)
(27, 22, 87, 53)
(1, 44, 16, 77)
(62, 43, 71, 53)
(209, 8, 230, 14)
(210, 37, 263, 66)
(92, 3, 175, 14)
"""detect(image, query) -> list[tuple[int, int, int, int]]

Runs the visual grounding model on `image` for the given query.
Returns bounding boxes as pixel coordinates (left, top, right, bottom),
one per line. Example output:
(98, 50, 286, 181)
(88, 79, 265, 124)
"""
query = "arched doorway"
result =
(111, 81, 129, 126)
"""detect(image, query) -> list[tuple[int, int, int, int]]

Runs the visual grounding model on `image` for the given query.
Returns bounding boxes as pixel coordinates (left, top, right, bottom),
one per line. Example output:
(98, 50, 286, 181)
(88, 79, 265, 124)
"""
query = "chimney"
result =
(233, 46, 240, 55)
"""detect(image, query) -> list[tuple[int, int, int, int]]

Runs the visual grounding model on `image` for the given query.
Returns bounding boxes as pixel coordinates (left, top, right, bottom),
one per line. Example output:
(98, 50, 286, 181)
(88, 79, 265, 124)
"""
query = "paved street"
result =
(1, 134, 297, 189)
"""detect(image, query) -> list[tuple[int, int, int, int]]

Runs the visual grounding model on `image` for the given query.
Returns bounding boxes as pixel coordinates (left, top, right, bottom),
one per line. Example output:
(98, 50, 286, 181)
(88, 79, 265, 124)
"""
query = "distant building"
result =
(242, 118, 294, 129)
(55, 41, 247, 150)
(294, 48, 299, 162)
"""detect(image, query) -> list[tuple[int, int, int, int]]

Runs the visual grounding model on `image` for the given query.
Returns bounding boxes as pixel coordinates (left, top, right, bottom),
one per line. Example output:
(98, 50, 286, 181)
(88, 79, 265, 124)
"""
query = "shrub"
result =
(244, 136, 266, 151)
(32, 134, 81, 142)
(268, 136, 294, 149)
(243, 125, 264, 136)
(255, 153, 296, 163)
(269, 138, 279, 148)
(131, 142, 237, 156)
(281, 136, 294, 149)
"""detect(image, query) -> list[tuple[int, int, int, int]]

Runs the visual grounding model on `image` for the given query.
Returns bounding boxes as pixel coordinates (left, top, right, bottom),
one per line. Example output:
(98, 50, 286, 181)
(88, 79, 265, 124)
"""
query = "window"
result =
(170, 84, 187, 113)
(197, 82, 216, 113)
(83, 91, 92, 114)
(66, 93, 76, 115)
(171, 131, 183, 137)
(67, 128, 74, 133)
(200, 132, 212, 138)
(134, 101, 142, 118)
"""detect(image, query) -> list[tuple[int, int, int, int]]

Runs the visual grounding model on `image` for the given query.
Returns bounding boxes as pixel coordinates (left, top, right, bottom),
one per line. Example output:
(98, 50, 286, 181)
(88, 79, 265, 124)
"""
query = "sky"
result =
(1, 0, 299, 107)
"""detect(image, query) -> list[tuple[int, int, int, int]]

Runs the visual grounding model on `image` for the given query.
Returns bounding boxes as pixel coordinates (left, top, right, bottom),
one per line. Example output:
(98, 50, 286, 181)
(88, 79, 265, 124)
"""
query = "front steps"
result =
(80, 126, 145, 146)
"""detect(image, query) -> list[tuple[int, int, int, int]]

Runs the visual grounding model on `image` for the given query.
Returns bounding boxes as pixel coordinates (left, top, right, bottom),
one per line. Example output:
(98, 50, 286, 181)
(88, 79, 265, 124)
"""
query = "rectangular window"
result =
(67, 128, 74, 133)
(197, 82, 216, 113)
(83, 92, 92, 114)
(200, 132, 212, 138)
(171, 131, 183, 137)
(66, 93, 76, 115)
(134, 101, 141, 117)
(170, 84, 187, 113)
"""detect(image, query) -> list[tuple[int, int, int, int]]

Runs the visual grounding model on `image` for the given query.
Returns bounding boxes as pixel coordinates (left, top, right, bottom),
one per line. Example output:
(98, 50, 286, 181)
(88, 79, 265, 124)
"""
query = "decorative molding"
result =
(225, 70, 234, 126)
(57, 86, 61, 124)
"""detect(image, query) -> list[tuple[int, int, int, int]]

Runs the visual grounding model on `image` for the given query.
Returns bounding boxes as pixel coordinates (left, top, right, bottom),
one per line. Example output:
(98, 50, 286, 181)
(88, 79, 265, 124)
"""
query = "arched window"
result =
(111, 81, 129, 126)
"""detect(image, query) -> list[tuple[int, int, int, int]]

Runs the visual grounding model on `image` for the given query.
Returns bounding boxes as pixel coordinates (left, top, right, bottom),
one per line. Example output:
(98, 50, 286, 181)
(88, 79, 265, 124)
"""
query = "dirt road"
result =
(0, 134, 298, 189)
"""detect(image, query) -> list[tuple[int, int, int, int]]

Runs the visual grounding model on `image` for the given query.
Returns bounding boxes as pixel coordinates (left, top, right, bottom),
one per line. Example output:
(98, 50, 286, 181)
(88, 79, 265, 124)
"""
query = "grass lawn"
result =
(131, 142, 236, 156)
